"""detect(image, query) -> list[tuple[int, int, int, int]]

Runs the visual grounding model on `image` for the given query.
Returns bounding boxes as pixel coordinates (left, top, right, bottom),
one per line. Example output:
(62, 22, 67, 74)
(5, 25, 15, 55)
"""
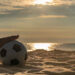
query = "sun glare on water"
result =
(27, 43, 58, 51)
(33, 0, 53, 5)
(33, 43, 53, 51)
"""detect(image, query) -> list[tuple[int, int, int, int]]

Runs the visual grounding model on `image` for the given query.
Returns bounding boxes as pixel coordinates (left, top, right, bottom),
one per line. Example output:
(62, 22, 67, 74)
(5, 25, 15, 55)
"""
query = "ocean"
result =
(0, 30, 75, 52)
(25, 43, 75, 52)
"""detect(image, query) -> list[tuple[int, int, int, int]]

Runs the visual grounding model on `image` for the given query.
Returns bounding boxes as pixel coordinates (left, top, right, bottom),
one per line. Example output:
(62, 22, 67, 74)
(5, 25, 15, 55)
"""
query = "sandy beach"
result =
(0, 50, 75, 75)
(0, 0, 75, 75)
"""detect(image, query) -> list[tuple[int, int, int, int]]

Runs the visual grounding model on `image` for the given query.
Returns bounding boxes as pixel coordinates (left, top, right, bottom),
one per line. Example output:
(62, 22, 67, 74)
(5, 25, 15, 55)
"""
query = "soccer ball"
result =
(0, 41, 27, 66)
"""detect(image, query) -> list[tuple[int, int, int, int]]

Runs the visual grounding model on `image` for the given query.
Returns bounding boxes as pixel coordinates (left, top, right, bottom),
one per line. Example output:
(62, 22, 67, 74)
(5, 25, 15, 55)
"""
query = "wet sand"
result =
(0, 49, 75, 75)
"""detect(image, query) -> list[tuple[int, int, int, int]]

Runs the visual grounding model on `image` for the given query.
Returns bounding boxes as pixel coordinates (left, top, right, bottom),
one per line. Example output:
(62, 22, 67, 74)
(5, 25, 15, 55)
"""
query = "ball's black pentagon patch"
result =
(10, 58, 19, 66)
(13, 44, 21, 52)
(0, 48, 7, 57)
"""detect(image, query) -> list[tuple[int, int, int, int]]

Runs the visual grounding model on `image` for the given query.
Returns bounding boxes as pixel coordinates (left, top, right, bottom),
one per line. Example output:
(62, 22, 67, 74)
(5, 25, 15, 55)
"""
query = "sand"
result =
(0, 49, 75, 75)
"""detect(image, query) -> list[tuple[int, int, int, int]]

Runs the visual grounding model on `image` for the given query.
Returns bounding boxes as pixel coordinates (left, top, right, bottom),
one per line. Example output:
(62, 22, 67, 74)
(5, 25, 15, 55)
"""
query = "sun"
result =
(33, 0, 53, 5)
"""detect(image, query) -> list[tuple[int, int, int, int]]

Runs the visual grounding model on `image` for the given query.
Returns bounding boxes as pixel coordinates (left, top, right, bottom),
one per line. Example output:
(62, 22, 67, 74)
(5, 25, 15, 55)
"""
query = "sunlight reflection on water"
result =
(27, 43, 59, 51)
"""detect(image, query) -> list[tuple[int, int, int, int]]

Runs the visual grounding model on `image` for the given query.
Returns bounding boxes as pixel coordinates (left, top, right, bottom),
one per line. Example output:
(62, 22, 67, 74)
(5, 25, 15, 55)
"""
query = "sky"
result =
(0, 0, 75, 43)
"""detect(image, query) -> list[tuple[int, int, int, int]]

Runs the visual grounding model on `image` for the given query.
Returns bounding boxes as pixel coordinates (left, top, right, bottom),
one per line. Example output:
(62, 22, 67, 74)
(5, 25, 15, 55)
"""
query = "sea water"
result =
(25, 43, 75, 51)
(0, 31, 75, 52)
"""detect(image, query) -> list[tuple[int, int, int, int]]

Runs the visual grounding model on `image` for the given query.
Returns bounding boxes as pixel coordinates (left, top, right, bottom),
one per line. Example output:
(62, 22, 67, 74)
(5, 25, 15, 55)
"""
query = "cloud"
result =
(39, 15, 67, 18)
(0, 0, 75, 18)
(53, 0, 75, 5)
